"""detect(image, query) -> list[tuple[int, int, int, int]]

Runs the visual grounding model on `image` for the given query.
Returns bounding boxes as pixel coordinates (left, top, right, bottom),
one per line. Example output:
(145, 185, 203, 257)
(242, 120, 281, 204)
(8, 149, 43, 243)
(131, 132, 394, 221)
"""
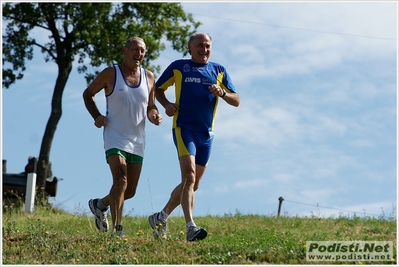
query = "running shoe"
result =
(148, 212, 168, 239)
(186, 225, 207, 242)
(112, 224, 126, 238)
(88, 198, 109, 232)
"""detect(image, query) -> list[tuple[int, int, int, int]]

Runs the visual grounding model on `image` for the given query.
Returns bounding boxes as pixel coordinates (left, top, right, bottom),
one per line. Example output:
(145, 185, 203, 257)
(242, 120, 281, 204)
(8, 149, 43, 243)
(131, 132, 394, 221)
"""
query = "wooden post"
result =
(277, 196, 284, 217)
(25, 157, 37, 214)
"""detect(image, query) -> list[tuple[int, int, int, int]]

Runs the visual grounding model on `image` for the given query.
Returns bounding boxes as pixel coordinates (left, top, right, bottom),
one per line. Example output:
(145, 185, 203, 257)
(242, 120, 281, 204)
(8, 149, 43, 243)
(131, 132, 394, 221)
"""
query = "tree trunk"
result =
(36, 60, 72, 204)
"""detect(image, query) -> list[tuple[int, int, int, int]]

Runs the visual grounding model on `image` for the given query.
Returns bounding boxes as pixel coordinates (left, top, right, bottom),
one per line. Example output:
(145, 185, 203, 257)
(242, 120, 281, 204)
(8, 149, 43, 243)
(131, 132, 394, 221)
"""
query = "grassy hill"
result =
(2, 205, 397, 264)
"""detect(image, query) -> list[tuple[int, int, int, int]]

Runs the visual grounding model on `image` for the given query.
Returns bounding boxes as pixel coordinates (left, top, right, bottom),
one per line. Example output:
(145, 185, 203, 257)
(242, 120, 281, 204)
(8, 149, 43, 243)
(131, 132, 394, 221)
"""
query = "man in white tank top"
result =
(83, 37, 162, 238)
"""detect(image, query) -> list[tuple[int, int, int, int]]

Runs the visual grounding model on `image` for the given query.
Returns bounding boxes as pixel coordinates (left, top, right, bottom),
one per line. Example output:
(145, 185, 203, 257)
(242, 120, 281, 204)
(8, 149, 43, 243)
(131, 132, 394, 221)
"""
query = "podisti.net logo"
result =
(306, 241, 393, 262)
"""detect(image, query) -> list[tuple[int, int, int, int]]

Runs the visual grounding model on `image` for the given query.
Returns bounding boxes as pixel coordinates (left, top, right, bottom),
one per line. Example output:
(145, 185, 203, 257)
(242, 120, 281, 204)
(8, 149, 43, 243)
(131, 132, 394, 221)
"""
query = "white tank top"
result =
(103, 65, 149, 157)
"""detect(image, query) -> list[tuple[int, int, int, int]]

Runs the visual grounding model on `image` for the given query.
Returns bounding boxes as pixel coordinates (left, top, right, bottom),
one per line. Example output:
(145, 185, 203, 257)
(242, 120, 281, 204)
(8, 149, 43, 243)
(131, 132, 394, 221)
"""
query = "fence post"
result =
(277, 196, 284, 217)
(25, 157, 37, 214)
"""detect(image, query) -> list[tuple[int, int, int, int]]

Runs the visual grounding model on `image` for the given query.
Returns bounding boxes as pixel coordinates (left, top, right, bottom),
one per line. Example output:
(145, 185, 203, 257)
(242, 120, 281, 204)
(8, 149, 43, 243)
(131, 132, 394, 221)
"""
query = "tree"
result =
(2, 2, 200, 202)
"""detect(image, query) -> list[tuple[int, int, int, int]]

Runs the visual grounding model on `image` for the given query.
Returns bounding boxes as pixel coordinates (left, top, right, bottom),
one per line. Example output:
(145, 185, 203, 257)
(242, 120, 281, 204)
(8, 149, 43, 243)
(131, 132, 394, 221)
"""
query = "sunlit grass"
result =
(2, 205, 397, 264)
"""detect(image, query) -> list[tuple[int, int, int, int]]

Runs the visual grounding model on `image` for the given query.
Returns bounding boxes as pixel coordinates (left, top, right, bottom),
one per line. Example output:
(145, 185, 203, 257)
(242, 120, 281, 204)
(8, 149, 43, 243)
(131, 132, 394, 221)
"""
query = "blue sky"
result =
(1, 1, 397, 219)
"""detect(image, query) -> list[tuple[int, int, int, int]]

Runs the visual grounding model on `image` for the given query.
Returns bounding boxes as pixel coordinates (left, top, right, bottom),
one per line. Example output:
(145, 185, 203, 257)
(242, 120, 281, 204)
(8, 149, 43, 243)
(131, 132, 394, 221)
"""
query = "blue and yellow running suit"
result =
(156, 59, 237, 166)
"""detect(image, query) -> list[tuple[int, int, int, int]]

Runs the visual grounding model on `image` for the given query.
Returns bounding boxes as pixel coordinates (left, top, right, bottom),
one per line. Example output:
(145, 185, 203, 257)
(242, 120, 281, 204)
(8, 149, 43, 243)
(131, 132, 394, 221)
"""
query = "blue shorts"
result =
(172, 127, 214, 167)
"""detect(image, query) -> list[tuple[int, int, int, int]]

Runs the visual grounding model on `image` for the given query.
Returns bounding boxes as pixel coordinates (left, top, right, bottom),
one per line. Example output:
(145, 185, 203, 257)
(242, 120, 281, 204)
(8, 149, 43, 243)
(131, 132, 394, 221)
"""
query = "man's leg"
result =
(161, 162, 206, 216)
(99, 162, 142, 205)
(179, 156, 208, 241)
(149, 128, 209, 240)
(124, 163, 142, 200)
(100, 158, 141, 237)
(89, 152, 125, 233)
(149, 159, 207, 238)
(106, 154, 127, 228)
(160, 184, 181, 215)
(179, 155, 196, 224)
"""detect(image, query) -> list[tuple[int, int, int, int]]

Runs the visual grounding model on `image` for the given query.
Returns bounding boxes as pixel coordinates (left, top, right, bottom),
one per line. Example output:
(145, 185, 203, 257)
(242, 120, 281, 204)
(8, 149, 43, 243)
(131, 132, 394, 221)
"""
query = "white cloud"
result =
(215, 97, 299, 145)
(183, 2, 396, 86)
(299, 188, 339, 203)
(233, 178, 269, 189)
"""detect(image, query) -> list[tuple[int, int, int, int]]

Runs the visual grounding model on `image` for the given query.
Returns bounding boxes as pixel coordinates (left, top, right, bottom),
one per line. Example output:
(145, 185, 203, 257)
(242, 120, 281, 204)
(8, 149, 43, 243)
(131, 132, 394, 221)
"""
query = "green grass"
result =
(2, 205, 397, 265)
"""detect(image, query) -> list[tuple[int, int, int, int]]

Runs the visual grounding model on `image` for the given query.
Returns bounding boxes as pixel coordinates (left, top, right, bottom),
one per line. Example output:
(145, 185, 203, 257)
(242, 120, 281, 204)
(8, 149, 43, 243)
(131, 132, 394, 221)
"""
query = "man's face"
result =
(123, 40, 146, 67)
(189, 34, 212, 64)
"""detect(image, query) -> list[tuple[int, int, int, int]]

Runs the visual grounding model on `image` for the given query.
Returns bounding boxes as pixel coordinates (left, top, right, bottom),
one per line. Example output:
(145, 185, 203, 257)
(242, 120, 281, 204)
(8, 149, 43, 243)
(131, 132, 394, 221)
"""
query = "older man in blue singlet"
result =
(149, 32, 240, 241)
(83, 37, 162, 238)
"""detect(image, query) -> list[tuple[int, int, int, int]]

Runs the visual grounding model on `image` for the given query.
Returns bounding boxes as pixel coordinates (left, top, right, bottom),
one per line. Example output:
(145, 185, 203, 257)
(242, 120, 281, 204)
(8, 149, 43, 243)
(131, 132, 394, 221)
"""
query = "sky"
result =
(1, 1, 398, 221)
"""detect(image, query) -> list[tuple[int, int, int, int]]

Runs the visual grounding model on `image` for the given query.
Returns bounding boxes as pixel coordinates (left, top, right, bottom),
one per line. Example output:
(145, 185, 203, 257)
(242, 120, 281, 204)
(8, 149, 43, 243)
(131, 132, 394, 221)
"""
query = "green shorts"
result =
(105, 148, 143, 164)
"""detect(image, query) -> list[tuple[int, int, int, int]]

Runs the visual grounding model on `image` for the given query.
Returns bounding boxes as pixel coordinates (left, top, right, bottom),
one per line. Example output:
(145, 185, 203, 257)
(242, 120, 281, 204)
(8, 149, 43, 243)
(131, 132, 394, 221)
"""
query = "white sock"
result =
(186, 221, 196, 230)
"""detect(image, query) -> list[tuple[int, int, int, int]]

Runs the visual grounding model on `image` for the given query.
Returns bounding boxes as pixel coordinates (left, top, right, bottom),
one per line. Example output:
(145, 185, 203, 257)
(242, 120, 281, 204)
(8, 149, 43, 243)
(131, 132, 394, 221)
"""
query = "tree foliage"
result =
(2, 2, 200, 201)
(3, 2, 200, 86)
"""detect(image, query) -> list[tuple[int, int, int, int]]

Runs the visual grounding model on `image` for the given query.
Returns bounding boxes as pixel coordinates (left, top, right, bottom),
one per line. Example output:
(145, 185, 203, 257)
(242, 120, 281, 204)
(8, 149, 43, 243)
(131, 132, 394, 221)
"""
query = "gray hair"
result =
(188, 32, 212, 44)
(188, 33, 212, 55)
(124, 37, 145, 48)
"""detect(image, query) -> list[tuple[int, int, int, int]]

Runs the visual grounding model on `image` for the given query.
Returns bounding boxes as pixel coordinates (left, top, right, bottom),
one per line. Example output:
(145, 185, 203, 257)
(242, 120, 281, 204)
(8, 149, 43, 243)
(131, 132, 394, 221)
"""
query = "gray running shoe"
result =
(88, 198, 109, 232)
(148, 212, 168, 239)
(186, 226, 207, 242)
(112, 224, 126, 238)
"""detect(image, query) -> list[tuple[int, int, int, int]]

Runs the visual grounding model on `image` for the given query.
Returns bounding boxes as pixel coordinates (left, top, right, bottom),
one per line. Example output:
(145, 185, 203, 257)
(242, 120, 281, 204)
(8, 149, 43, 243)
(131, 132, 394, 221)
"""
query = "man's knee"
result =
(124, 187, 136, 200)
(183, 172, 196, 187)
(113, 174, 128, 193)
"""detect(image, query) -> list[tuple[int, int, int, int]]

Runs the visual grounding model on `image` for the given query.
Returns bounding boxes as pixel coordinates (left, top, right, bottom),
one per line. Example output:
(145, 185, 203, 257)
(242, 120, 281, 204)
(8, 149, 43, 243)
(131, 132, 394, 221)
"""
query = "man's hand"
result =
(94, 115, 107, 128)
(165, 103, 179, 117)
(208, 84, 224, 97)
(150, 113, 163, 125)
